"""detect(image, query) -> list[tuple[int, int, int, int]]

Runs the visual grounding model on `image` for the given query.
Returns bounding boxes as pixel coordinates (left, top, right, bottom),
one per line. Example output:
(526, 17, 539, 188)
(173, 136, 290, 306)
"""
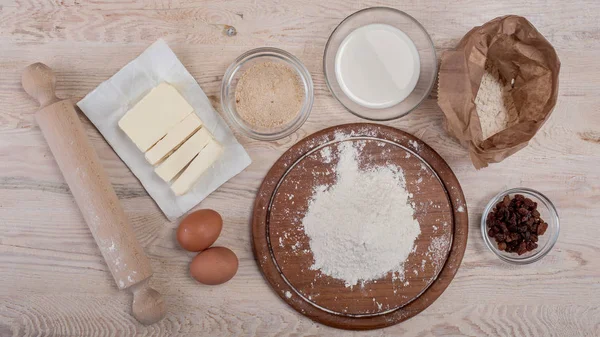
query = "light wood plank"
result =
(1, 0, 600, 335)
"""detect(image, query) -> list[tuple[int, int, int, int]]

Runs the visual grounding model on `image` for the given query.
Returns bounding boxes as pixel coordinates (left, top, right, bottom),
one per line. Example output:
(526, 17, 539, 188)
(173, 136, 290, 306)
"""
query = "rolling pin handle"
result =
(130, 280, 166, 325)
(22, 63, 59, 108)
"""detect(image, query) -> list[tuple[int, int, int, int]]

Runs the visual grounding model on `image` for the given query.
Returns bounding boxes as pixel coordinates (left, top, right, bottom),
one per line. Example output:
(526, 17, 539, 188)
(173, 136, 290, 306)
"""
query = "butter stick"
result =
(171, 140, 222, 195)
(145, 113, 202, 165)
(155, 128, 211, 182)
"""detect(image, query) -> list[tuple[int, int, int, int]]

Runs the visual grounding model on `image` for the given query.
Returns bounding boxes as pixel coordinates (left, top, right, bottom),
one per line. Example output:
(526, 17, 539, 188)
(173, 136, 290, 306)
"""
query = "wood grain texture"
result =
(1, 0, 599, 336)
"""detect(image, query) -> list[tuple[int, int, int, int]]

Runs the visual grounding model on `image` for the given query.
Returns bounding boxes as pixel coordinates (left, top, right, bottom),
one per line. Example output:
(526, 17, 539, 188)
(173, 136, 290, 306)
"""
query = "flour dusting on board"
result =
(301, 140, 421, 287)
(425, 235, 451, 268)
(320, 147, 333, 163)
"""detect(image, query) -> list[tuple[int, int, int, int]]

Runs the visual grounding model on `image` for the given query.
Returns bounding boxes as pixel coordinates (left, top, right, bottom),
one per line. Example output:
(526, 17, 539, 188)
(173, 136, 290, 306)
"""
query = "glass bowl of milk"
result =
(324, 7, 437, 120)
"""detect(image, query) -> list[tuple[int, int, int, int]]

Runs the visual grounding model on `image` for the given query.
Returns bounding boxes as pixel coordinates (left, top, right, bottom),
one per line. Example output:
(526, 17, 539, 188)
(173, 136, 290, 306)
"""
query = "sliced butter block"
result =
(171, 140, 223, 196)
(118, 82, 193, 152)
(155, 128, 212, 182)
(145, 113, 202, 165)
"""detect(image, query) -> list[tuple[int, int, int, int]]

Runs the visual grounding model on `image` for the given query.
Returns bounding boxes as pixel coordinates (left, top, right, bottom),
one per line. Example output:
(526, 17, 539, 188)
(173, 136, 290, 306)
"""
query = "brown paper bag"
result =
(437, 15, 560, 169)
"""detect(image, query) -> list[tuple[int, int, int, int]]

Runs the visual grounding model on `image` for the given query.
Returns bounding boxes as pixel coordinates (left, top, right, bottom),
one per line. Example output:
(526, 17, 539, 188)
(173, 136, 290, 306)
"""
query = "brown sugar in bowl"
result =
(220, 47, 314, 141)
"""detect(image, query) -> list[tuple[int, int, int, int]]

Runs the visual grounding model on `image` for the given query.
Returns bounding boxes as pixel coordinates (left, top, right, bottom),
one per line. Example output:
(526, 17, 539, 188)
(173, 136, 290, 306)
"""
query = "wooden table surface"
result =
(1, 1, 599, 336)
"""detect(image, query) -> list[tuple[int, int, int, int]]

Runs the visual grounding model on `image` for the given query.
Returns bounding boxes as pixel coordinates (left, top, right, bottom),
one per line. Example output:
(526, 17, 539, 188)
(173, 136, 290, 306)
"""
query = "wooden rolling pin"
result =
(22, 63, 166, 325)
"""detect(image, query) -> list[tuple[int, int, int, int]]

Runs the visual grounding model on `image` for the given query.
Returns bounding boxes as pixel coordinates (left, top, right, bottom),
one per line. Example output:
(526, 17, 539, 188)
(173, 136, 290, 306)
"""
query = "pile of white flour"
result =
(301, 141, 421, 287)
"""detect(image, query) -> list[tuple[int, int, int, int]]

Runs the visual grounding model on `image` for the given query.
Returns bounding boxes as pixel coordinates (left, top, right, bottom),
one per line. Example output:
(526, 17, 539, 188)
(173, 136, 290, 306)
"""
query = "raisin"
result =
(509, 214, 517, 226)
(495, 233, 506, 242)
(517, 242, 528, 255)
(538, 222, 548, 235)
(502, 195, 511, 206)
(524, 198, 534, 208)
(502, 208, 510, 220)
(498, 242, 507, 251)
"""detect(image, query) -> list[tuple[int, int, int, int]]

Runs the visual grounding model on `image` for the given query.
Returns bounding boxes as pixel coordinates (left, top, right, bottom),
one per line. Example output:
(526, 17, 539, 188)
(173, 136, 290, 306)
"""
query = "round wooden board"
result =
(252, 123, 468, 330)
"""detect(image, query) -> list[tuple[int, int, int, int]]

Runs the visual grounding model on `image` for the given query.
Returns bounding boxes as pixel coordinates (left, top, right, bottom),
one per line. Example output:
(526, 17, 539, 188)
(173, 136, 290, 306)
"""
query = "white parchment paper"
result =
(77, 39, 251, 220)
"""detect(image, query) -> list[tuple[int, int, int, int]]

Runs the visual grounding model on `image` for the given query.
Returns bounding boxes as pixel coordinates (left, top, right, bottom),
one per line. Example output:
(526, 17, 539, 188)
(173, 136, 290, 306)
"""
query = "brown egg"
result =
(189, 247, 239, 285)
(177, 209, 223, 252)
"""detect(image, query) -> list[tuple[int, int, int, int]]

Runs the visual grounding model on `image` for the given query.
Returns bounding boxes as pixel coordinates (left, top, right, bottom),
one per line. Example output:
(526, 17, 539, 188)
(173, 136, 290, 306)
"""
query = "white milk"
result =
(335, 24, 420, 109)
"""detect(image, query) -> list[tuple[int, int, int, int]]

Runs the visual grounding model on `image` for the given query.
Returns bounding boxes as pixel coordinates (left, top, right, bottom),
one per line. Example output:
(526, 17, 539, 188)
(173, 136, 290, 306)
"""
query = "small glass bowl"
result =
(481, 188, 560, 264)
(220, 47, 314, 141)
(323, 7, 437, 121)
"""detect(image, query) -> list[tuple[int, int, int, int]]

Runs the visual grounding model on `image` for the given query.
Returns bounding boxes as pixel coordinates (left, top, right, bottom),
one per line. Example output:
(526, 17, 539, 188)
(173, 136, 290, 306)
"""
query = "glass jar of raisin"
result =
(481, 188, 560, 264)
